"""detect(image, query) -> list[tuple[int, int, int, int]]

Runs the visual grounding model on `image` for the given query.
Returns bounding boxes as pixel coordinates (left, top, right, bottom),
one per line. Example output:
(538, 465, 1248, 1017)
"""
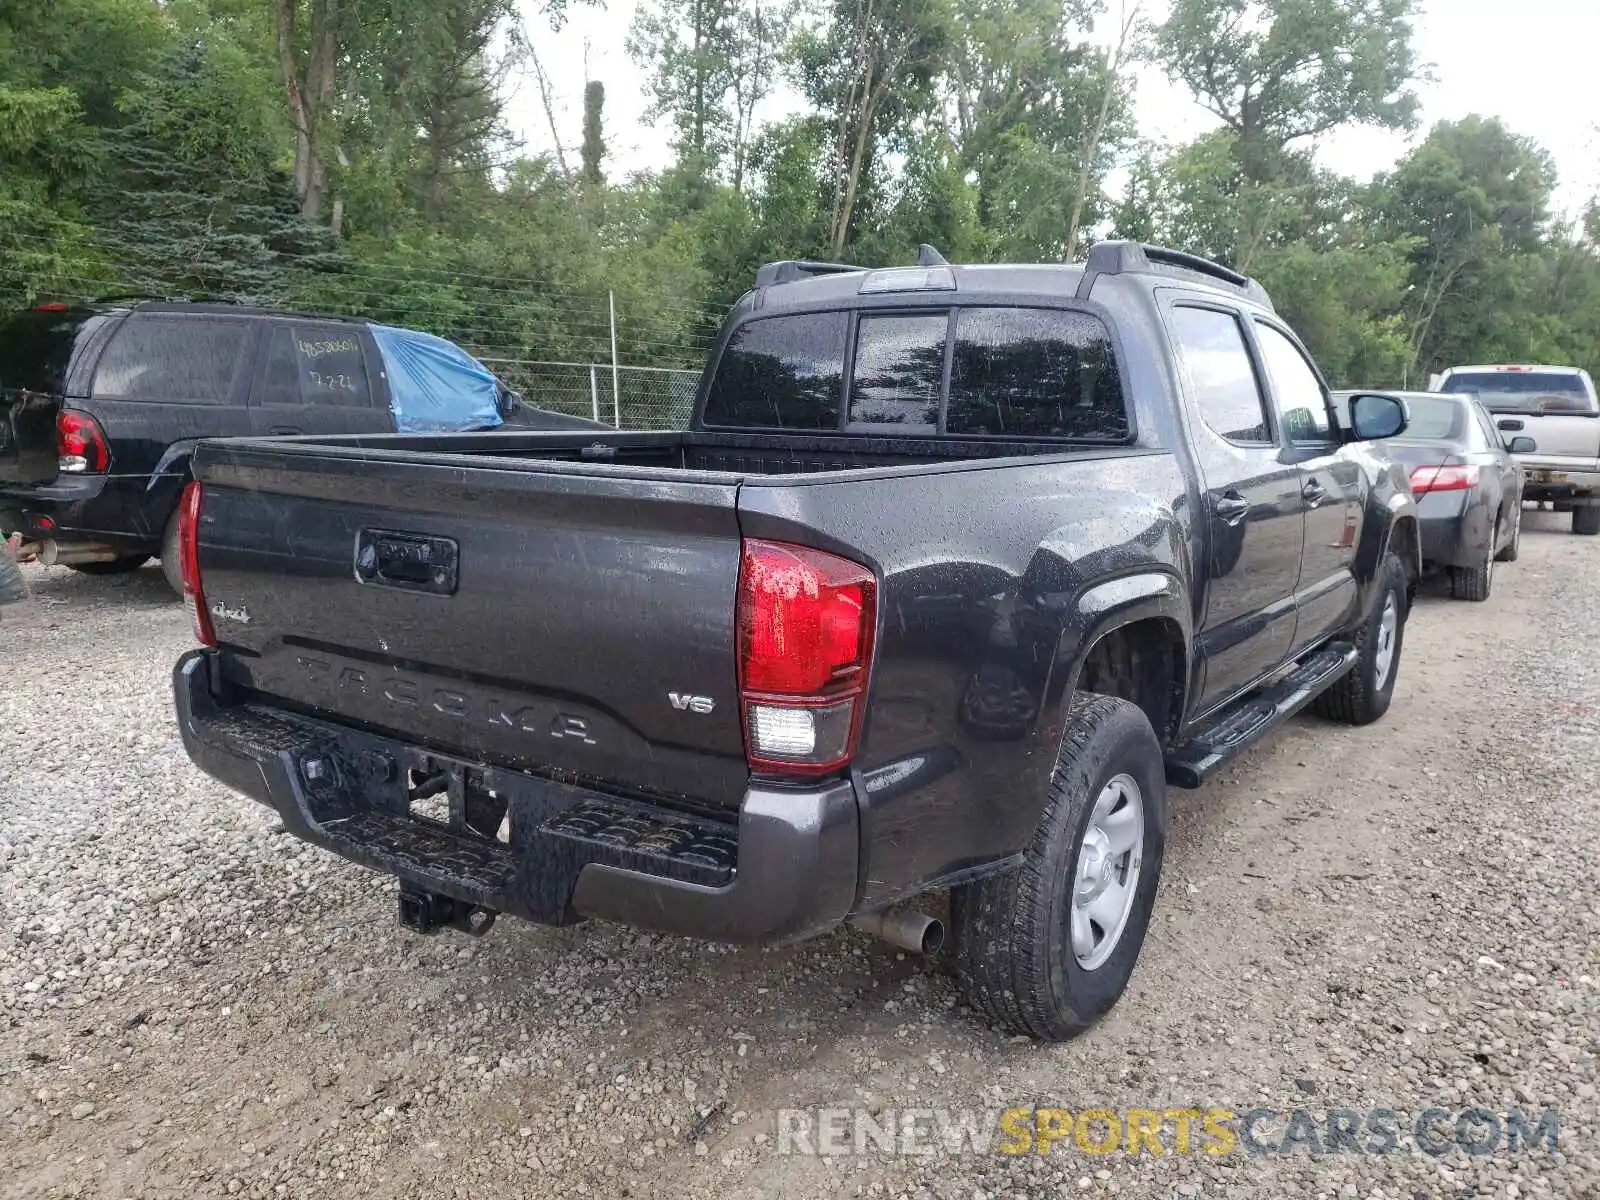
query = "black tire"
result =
(1573, 506, 1600, 536)
(950, 693, 1166, 1042)
(1450, 522, 1495, 601)
(160, 512, 184, 595)
(0, 552, 26, 606)
(1314, 550, 1407, 725)
(1495, 505, 1520, 562)
(67, 555, 149, 576)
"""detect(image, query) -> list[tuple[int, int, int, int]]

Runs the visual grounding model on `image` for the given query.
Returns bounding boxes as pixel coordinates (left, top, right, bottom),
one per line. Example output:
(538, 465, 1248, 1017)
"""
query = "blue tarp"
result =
(369, 324, 504, 433)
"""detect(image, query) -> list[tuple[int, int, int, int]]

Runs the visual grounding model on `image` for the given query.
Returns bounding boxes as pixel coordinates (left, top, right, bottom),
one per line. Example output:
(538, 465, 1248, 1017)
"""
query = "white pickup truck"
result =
(1430, 364, 1600, 536)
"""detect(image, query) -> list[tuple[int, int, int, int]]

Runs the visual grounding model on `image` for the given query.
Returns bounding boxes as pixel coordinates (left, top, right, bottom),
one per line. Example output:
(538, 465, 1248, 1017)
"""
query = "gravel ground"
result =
(2, 513, 1597, 1200)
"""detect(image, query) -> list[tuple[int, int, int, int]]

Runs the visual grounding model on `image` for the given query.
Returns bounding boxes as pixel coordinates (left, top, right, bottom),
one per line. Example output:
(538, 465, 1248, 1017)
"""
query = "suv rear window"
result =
(704, 306, 1128, 440)
(93, 316, 248, 403)
(0, 311, 106, 396)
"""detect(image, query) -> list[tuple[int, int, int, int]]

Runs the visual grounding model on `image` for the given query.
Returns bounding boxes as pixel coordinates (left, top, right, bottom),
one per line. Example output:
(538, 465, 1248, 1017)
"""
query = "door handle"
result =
(1302, 478, 1327, 506)
(1215, 492, 1250, 525)
(270, 425, 303, 436)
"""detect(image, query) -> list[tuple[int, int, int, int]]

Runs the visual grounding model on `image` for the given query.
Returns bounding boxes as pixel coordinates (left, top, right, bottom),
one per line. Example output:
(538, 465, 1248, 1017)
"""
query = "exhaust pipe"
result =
(37, 540, 123, 566)
(849, 909, 945, 956)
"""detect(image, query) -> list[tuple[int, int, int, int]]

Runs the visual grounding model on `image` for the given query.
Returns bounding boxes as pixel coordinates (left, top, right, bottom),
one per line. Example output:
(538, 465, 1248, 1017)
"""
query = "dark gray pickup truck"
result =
(171, 242, 1420, 1040)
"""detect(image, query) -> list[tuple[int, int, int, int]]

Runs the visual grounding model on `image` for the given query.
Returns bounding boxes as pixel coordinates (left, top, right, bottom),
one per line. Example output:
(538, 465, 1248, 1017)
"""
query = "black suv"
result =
(0, 301, 599, 591)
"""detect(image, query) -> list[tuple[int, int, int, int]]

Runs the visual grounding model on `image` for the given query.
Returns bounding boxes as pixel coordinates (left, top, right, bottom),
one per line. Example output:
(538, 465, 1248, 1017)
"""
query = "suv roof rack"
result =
(1076, 241, 1274, 310)
(753, 259, 870, 288)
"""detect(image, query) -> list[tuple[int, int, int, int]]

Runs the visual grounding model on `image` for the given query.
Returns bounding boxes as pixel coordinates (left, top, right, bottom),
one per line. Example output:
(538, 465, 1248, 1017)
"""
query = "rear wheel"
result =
(1573, 506, 1600, 536)
(950, 693, 1165, 1042)
(1495, 505, 1521, 562)
(1450, 524, 1495, 601)
(1314, 550, 1407, 725)
(160, 512, 184, 595)
(67, 555, 149, 576)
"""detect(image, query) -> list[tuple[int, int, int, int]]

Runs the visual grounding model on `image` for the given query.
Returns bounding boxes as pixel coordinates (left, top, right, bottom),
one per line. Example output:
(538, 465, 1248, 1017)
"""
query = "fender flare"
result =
(148, 440, 201, 490)
(1047, 569, 1193, 741)
(1369, 493, 1421, 609)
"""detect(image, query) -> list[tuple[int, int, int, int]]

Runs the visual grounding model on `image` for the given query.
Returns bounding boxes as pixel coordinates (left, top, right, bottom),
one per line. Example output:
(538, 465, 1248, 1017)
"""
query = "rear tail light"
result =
(737, 539, 877, 776)
(178, 481, 216, 647)
(56, 410, 110, 474)
(1409, 465, 1478, 495)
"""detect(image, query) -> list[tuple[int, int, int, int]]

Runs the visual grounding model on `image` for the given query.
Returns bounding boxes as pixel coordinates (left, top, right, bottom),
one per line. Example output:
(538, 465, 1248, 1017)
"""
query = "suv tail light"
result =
(57, 410, 110, 474)
(736, 539, 877, 776)
(178, 481, 216, 647)
(1409, 465, 1479, 495)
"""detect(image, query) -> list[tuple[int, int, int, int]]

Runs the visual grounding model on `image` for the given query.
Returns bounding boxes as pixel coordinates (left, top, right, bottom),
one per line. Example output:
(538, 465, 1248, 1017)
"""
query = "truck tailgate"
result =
(194, 441, 750, 808)
(1507, 413, 1600, 473)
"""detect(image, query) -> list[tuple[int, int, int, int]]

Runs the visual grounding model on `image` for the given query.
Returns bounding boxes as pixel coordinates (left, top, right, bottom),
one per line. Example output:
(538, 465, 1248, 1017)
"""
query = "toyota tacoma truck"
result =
(171, 242, 1420, 1041)
(1430, 364, 1600, 535)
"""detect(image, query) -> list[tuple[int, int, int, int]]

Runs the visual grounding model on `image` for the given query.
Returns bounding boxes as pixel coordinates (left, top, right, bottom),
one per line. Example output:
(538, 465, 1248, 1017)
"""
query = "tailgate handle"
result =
(355, 529, 458, 595)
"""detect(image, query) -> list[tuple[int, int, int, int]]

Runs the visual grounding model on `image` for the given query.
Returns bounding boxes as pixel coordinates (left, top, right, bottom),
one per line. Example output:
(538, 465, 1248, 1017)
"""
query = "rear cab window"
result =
(92, 315, 249, 403)
(702, 305, 1129, 442)
(1440, 370, 1599, 415)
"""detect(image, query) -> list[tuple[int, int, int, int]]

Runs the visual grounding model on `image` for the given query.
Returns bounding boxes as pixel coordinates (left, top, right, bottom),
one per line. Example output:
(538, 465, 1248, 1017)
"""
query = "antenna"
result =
(917, 244, 950, 267)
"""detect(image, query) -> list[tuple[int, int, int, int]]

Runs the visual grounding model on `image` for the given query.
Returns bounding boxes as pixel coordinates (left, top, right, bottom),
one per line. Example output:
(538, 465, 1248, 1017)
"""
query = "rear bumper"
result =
(1415, 491, 1483, 569)
(1522, 479, 1600, 504)
(0, 473, 179, 550)
(172, 650, 860, 944)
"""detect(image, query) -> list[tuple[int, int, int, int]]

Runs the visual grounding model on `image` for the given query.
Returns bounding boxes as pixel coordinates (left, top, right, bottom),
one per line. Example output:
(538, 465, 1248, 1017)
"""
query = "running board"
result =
(1164, 642, 1358, 788)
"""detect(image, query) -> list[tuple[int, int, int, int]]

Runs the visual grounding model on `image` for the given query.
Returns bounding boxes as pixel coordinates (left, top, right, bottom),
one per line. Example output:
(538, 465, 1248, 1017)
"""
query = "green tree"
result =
(946, 0, 1138, 261)
(627, 0, 788, 188)
(793, 0, 954, 257)
(93, 35, 340, 303)
(1155, 0, 1421, 267)
(1372, 116, 1558, 372)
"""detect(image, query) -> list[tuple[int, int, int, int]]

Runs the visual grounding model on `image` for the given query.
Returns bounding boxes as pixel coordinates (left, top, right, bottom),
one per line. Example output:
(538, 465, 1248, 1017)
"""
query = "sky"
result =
(504, 0, 1600, 222)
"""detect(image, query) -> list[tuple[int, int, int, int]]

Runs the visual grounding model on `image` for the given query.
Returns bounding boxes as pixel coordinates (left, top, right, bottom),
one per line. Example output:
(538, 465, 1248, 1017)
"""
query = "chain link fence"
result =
(478, 359, 702, 430)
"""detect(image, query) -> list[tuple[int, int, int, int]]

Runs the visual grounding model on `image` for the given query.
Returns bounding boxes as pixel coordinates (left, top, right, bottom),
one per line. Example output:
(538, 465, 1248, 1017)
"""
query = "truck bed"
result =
(187, 426, 1151, 816)
(234, 427, 1104, 478)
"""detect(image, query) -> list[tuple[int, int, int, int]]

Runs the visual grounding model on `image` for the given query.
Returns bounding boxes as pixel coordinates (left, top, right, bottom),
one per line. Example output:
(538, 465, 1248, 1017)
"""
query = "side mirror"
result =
(496, 386, 523, 416)
(1507, 436, 1537, 454)
(1497, 417, 1524, 432)
(1347, 392, 1408, 441)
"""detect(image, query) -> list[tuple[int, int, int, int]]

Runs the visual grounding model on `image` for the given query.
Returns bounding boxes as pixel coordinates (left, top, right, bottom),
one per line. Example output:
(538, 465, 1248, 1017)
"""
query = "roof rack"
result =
(753, 259, 869, 288)
(1075, 241, 1274, 310)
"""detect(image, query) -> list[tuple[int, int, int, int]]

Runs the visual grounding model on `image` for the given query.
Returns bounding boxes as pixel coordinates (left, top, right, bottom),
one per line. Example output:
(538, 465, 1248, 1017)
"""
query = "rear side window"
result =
(947, 308, 1127, 440)
(848, 313, 946, 433)
(92, 317, 248, 403)
(1469, 402, 1502, 449)
(703, 313, 846, 429)
(258, 325, 374, 407)
(1168, 307, 1270, 444)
